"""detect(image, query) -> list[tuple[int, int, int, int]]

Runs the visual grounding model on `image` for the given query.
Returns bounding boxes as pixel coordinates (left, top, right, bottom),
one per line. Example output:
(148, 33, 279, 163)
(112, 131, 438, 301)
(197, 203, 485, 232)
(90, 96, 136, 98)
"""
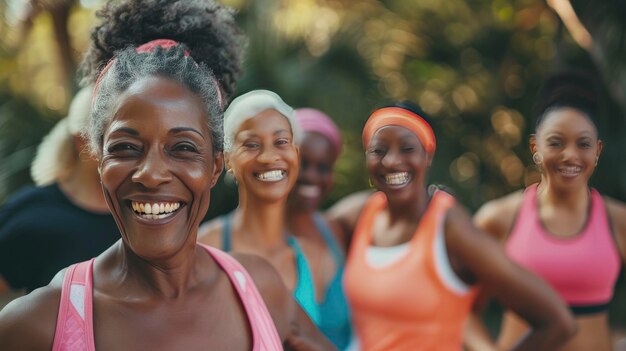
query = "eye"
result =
(172, 142, 199, 153)
(318, 163, 332, 174)
(275, 138, 290, 146)
(401, 146, 416, 153)
(243, 141, 260, 149)
(367, 147, 385, 156)
(107, 142, 141, 155)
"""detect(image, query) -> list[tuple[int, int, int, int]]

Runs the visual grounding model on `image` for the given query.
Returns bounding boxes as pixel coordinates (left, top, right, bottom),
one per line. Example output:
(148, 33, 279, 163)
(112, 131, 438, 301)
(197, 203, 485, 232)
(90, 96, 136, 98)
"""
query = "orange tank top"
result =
(343, 191, 477, 351)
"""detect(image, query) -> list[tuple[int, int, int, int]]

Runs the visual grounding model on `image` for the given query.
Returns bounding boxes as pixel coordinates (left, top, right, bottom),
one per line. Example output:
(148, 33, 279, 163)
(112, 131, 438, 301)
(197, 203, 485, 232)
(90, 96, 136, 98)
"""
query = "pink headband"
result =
(295, 108, 342, 154)
(92, 39, 223, 108)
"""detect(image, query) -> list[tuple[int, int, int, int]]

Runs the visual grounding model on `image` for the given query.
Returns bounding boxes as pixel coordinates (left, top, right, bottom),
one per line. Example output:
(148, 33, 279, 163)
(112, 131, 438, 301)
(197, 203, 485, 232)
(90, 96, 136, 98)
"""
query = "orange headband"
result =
(362, 106, 436, 154)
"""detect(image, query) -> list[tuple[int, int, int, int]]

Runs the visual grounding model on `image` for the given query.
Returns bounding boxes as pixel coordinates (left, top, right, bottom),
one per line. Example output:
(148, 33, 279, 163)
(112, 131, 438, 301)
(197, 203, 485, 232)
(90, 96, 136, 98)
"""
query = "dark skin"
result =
(0, 76, 334, 351)
(328, 124, 576, 350)
(285, 132, 344, 296)
(471, 107, 626, 351)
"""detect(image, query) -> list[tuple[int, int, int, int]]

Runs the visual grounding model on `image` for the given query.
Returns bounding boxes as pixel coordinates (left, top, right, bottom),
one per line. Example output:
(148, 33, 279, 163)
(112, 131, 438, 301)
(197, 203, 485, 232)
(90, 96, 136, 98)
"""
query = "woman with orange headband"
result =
(328, 102, 576, 350)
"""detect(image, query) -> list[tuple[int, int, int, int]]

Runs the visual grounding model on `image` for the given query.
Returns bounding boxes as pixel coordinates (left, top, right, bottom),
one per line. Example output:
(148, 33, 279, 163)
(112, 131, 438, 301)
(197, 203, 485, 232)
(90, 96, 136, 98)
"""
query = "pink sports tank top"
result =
(506, 184, 620, 311)
(52, 244, 282, 350)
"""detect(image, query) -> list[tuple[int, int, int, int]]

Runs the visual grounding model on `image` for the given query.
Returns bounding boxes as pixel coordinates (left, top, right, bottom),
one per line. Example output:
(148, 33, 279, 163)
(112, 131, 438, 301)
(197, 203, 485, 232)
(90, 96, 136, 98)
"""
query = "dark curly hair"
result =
(79, 0, 246, 100)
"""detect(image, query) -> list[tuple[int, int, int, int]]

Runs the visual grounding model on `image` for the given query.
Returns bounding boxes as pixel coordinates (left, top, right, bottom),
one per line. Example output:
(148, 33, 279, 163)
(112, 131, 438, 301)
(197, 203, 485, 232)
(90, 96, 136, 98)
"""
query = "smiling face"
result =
(288, 132, 338, 212)
(366, 125, 431, 204)
(226, 109, 299, 203)
(531, 107, 601, 192)
(99, 76, 223, 260)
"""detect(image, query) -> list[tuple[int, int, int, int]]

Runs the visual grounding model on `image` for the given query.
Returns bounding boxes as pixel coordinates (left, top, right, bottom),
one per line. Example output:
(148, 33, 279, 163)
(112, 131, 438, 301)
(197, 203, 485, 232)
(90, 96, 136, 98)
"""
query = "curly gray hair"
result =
(86, 44, 222, 157)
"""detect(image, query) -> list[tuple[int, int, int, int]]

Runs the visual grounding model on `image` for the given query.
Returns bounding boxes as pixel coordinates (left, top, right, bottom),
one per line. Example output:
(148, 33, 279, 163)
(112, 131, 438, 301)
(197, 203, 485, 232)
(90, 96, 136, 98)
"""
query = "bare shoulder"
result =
(604, 196, 626, 260)
(0, 270, 64, 350)
(230, 253, 293, 339)
(326, 190, 372, 237)
(473, 190, 524, 241)
(198, 217, 225, 248)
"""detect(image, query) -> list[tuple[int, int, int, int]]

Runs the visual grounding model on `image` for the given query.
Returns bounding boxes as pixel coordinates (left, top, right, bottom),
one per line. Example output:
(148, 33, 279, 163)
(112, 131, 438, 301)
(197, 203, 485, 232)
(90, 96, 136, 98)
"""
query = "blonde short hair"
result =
(30, 86, 93, 186)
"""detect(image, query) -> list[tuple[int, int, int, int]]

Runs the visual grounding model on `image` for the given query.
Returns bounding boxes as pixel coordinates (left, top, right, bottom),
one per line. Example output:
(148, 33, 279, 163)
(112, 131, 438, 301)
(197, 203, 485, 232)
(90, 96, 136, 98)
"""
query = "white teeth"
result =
(298, 185, 320, 198)
(132, 201, 181, 218)
(385, 172, 409, 185)
(560, 166, 581, 175)
(256, 170, 286, 182)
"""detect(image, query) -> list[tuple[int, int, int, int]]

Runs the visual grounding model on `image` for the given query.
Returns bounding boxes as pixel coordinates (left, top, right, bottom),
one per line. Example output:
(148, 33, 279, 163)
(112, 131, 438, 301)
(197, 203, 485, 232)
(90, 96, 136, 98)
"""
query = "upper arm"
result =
(0, 281, 62, 350)
(606, 197, 626, 263)
(236, 254, 336, 350)
(446, 205, 572, 328)
(325, 190, 371, 246)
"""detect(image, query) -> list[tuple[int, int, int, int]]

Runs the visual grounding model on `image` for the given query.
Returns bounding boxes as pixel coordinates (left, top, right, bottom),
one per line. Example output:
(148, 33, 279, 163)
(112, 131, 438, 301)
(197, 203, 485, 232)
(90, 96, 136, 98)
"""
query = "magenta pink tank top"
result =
(52, 244, 283, 350)
(506, 184, 620, 311)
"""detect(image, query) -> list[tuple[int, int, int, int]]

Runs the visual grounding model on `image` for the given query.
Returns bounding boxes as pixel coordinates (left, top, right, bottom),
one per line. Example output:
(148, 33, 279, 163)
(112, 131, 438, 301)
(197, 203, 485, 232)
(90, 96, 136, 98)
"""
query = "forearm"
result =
(464, 313, 498, 351)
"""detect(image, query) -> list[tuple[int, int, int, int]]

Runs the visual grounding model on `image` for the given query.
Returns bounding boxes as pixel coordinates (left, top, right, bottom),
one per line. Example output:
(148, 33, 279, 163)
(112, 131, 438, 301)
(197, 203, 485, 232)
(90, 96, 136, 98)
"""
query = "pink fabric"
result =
(506, 184, 621, 305)
(52, 259, 95, 351)
(52, 245, 282, 350)
(295, 108, 342, 153)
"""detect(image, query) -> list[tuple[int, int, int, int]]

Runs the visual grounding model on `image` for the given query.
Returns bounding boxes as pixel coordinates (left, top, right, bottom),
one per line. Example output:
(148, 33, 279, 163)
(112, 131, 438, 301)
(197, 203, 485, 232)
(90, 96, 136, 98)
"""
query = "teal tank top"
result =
(313, 213, 352, 350)
(221, 213, 320, 325)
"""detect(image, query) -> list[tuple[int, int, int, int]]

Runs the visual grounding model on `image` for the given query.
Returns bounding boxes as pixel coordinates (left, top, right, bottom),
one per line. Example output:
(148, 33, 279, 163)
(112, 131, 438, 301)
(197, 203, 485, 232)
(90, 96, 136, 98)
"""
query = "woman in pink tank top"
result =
(471, 70, 626, 351)
(0, 1, 335, 350)
(328, 102, 576, 350)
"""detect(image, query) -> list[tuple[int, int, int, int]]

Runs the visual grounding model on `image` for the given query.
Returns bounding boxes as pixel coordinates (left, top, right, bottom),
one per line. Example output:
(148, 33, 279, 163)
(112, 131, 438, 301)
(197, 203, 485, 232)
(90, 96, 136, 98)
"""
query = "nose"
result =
(257, 145, 280, 164)
(131, 147, 172, 188)
(562, 143, 580, 162)
(381, 149, 401, 169)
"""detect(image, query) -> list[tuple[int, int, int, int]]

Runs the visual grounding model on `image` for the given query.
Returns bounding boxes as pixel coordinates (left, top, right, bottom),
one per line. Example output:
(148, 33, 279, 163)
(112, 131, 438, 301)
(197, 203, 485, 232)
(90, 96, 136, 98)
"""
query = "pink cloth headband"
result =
(92, 39, 223, 108)
(295, 108, 342, 154)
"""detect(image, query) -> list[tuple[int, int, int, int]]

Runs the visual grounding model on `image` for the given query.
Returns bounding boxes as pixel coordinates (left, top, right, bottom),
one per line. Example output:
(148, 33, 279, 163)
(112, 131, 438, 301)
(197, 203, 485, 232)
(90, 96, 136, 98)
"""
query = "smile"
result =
(558, 166, 582, 177)
(131, 201, 182, 220)
(297, 185, 321, 198)
(385, 172, 410, 185)
(255, 170, 286, 182)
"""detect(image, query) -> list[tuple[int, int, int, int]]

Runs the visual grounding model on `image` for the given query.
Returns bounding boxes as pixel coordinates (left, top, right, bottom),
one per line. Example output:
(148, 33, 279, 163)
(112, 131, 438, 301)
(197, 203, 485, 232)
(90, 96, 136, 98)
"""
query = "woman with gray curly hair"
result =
(0, 19, 335, 351)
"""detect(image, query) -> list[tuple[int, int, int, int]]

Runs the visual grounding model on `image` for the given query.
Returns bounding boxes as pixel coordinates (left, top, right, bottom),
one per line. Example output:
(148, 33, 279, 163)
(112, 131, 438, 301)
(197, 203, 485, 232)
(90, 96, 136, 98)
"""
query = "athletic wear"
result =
(0, 184, 118, 291)
(344, 191, 476, 351)
(506, 184, 620, 313)
(52, 244, 282, 351)
(312, 213, 352, 350)
(221, 214, 320, 324)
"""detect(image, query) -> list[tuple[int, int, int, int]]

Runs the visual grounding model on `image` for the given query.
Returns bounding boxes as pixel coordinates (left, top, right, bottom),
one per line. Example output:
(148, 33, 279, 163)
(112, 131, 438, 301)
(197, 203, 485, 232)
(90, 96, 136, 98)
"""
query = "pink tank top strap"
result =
(199, 244, 283, 351)
(52, 259, 96, 351)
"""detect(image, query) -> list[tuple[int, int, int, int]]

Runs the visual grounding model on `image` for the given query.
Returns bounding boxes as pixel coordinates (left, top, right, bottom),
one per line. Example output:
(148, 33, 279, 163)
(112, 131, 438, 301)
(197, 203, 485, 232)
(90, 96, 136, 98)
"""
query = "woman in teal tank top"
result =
(198, 91, 338, 331)
(286, 108, 352, 349)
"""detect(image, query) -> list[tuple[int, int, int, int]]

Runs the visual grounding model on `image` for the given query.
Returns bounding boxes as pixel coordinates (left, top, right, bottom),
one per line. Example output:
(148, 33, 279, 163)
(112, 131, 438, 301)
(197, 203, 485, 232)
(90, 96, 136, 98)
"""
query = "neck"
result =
(114, 241, 212, 299)
(235, 193, 287, 249)
(536, 178, 590, 210)
(59, 160, 110, 213)
(386, 190, 430, 224)
(285, 207, 317, 239)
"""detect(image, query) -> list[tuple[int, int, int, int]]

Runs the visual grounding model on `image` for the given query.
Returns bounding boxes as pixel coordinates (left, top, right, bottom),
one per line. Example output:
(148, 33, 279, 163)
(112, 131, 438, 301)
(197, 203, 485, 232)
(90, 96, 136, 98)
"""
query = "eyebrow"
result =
(169, 127, 204, 138)
(110, 127, 139, 136)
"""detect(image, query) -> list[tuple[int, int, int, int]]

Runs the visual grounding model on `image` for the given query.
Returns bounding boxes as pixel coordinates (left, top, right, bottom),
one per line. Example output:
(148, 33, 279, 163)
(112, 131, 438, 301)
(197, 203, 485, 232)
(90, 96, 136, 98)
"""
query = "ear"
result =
(210, 152, 224, 189)
(529, 134, 537, 154)
(597, 139, 603, 158)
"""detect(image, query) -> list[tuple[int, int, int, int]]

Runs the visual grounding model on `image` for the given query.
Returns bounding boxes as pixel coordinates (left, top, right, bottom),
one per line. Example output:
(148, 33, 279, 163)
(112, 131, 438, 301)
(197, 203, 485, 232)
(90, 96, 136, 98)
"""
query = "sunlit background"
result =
(0, 0, 625, 336)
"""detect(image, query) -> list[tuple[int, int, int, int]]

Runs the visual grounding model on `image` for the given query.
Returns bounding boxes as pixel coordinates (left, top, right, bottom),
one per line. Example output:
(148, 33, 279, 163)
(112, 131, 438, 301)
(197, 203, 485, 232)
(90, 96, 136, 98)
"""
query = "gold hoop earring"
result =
(368, 177, 375, 189)
(532, 152, 543, 165)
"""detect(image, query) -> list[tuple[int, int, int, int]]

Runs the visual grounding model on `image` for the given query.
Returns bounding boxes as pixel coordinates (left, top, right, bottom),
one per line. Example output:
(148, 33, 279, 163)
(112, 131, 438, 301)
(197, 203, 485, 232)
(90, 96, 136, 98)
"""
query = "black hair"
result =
(383, 100, 434, 125)
(533, 69, 600, 133)
(87, 45, 222, 156)
(79, 0, 246, 101)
